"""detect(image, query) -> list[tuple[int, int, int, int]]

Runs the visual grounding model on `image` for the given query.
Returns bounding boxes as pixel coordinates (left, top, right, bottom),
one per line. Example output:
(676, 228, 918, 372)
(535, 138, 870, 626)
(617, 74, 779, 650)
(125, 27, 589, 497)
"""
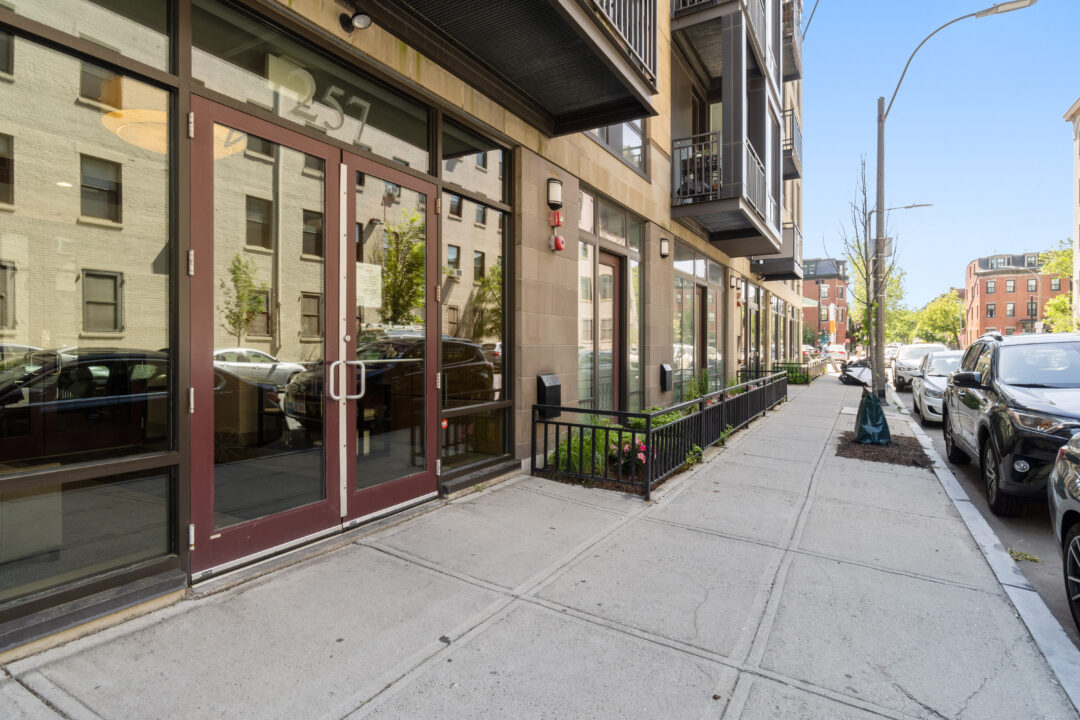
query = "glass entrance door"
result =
(189, 99, 343, 574)
(343, 153, 438, 522)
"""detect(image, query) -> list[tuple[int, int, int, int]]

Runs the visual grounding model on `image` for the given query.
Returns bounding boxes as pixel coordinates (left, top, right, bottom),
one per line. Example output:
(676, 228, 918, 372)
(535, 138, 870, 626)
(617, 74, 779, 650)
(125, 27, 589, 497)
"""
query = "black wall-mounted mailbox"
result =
(536, 373, 561, 418)
(659, 363, 673, 392)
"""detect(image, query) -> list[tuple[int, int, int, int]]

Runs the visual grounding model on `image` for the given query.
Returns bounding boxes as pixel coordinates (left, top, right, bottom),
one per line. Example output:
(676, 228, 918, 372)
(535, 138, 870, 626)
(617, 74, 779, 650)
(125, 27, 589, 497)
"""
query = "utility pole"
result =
(873, 96, 886, 398)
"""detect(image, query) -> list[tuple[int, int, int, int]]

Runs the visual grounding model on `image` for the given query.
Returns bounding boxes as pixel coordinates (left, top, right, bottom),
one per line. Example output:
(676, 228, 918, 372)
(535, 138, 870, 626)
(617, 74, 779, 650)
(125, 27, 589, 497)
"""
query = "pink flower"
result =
(637, 452, 645, 462)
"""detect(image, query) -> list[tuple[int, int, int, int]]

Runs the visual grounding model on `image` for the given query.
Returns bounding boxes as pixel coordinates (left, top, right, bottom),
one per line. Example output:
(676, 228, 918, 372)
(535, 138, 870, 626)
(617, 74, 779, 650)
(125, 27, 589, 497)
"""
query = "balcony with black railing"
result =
(783, 108, 802, 179)
(368, 0, 658, 136)
(671, 134, 782, 257)
(751, 221, 803, 280)
(783, 0, 803, 80)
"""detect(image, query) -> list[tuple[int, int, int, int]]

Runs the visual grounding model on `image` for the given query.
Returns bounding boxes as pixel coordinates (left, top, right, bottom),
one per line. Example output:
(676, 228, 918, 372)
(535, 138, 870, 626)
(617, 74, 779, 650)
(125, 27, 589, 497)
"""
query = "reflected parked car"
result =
(1048, 432, 1080, 633)
(0, 349, 282, 468)
(910, 350, 962, 425)
(943, 332, 1080, 516)
(481, 342, 503, 373)
(285, 335, 494, 432)
(213, 348, 306, 388)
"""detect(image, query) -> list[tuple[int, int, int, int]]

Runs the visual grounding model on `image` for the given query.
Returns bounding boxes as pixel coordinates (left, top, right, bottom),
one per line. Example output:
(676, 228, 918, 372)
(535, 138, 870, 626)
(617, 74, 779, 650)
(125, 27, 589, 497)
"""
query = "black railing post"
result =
(644, 414, 653, 500)
(531, 407, 537, 474)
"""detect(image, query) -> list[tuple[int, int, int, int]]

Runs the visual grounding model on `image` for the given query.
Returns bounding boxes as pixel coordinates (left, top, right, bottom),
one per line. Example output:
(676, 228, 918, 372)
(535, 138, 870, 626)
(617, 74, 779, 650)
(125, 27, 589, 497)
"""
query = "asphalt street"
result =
(894, 380, 1080, 650)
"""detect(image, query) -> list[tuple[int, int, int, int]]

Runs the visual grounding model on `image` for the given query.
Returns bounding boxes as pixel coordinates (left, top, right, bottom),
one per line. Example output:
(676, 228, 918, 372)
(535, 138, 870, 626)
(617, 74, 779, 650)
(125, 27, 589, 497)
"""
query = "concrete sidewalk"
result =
(3, 379, 1078, 719)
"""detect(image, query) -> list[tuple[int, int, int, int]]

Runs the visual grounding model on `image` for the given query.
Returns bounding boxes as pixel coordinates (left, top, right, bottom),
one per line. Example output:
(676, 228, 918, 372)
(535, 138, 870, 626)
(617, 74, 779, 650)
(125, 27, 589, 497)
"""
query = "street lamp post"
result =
(873, 0, 1037, 398)
(1016, 266, 1042, 333)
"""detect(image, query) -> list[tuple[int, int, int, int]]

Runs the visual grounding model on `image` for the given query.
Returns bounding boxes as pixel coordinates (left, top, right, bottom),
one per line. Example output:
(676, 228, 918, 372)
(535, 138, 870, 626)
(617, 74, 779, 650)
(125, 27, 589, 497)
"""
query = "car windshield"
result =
(899, 345, 946, 362)
(925, 356, 961, 376)
(997, 342, 1080, 388)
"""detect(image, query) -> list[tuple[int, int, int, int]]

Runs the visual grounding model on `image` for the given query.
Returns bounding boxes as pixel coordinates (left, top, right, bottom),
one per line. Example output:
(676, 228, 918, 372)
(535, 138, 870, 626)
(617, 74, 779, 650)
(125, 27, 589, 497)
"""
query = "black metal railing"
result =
(595, 0, 657, 84)
(783, 109, 802, 164)
(531, 372, 787, 500)
(745, 140, 766, 218)
(783, 0, 802, 59)
(672, 131, 721, 204)
(771, 358, 827, 383)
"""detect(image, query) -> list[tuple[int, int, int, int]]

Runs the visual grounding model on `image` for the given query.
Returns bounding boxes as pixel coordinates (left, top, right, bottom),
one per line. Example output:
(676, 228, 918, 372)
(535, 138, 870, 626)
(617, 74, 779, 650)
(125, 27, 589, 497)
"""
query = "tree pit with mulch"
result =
(835, 431, 933, 468)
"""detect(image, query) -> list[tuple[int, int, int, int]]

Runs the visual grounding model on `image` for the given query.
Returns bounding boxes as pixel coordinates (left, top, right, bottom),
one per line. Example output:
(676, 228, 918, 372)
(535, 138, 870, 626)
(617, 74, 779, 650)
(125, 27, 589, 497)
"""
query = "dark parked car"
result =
(1048, 433, 1080, 634)
(285, 336, 494, 431)
(942, 332, 1080, 516)
(0, 349, 282, 468)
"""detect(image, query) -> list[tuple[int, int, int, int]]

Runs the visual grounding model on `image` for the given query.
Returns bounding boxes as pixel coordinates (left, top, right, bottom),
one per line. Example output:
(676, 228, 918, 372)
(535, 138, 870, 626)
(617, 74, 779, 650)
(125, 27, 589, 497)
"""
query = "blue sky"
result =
(801, 0, 1077, 308)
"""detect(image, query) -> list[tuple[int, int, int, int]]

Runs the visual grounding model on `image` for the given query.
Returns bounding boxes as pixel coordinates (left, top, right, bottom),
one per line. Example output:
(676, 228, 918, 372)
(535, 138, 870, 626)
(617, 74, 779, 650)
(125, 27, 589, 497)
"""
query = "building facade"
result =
(961, 253, 1071, 345)
(0, 0, 804, 654)
(801, 258, 848, 347)
(1067, 97, 1080, 323)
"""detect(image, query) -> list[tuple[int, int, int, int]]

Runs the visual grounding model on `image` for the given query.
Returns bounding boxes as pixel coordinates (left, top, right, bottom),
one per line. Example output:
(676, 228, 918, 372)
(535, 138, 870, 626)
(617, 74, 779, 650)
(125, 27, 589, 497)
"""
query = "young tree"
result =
(218, 253, 268, 344)
(886, 307, 918, 344)
(380, 209, 426, 326)
(1039, 237, 1074, 332)
(460, 261, 503, 341)
(915, 290, 965, 347)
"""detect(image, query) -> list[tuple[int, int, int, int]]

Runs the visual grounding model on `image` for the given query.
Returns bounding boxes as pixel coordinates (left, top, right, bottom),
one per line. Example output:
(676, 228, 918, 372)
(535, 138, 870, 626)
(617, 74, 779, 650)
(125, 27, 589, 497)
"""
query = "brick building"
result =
(802, 258, 849, 347)
(961, 253, 1071, 345)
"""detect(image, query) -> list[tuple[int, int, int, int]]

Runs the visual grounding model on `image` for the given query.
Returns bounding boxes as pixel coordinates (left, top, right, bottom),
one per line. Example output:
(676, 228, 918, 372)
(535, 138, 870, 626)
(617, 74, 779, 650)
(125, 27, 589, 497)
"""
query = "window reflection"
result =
(441, 119, 506, 204)
(0, 37, 171, 475)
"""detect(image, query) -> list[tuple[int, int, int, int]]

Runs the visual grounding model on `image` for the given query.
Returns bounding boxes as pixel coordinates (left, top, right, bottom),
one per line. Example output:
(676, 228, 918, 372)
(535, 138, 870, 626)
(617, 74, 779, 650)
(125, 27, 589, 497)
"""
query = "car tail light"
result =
(1056, 446, 1068, 464)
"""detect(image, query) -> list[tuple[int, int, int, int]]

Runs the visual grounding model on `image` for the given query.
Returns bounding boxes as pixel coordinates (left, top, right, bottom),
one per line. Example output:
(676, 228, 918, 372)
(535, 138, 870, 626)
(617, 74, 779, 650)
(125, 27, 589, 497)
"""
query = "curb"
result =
(887, 385, 1080, 712)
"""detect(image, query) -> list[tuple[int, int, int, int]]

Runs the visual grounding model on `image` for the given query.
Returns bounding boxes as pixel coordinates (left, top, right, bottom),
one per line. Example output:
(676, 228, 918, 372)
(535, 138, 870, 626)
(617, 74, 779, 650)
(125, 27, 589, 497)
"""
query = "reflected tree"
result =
(380, 210, 426, 326)
(460, 262, 502, 342)
(219, 253, 268, 345)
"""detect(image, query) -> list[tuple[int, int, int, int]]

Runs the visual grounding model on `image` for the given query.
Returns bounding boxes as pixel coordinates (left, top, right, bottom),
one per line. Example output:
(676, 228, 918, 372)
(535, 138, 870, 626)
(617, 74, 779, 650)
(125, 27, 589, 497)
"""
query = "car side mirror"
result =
(952, 371, 982, 389)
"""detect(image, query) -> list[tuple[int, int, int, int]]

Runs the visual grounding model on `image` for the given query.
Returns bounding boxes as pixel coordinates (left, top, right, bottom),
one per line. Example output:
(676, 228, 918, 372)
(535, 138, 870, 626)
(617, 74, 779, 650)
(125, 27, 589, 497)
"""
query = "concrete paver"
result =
(2, 376, 1077, 719)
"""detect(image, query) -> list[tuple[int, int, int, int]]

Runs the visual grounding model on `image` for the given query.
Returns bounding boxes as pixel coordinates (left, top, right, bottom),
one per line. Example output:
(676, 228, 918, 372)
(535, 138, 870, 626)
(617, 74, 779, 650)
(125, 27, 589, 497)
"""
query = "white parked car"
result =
(824, 344, 848, 362)
(910, 350, 963, 424)
(213, 348, 306, 388)
(892, 343, 948, 389)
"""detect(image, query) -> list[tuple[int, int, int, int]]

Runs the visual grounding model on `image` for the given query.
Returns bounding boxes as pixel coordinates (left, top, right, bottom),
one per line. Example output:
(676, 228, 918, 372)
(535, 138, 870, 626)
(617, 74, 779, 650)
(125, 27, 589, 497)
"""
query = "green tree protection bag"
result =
(855, 389, 891, 444)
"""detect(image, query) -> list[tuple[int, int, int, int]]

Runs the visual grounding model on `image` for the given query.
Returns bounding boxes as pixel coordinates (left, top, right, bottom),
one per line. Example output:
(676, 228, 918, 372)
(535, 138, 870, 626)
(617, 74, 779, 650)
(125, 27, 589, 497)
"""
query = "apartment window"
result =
(0, 30, 12, 76)
(1006, 302, 1015, 318)
(81, 156, 122, 222)
(1027, 278, 1037, 292)
(446, 305, 459, 336)
(1005, 327, 1015, 335)
(475, 204, 486, 225)
(1051, 278, 1061, 291)
(986, 303, 995, 319)
(837, 286, 845, 299)
(83, 270, 122, 332)
(302, 210, 324, 257)
(1026, 254, 1037, 267)
(599, 272, 614, 300)
(303, 154, 323, 175)
(1006, 279, 1015, 292)
(581, 317, 594, 342)
(245, 196, 273, 248)
(579, 275, 593, 301)
(251, 290, 271, 336)
(449, 194, 462, 218)
(985, 280, 995, 294)
(818, 307, 828, 321)
(246, 134, 272, 157)
(0, 261, 13, 329)
(0, 133, 11, 204)
(79, 61, 122, 108)
(589, 119, 646, 173)
(819, 283, 828, 299)
(473, 251, 485, 279)
(601, 317, 613, 341)
(300, 293, 322, 337)
(476, 152, 488, 169)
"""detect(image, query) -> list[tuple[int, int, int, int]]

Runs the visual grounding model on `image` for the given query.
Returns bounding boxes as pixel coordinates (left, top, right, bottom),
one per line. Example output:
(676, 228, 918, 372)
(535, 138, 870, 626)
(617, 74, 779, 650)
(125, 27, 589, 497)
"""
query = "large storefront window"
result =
(578, 241, 595, 407)
(0, 37, 172, 474)
(673, 245, 725, 399)
(673, 276, 696, 402)
(192, 0, 430, 169)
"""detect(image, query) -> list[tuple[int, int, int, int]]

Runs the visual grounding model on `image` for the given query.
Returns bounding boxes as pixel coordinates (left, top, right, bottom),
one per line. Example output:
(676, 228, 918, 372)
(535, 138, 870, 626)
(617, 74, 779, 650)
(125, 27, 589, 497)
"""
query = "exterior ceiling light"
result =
(340, 12, 372, 32)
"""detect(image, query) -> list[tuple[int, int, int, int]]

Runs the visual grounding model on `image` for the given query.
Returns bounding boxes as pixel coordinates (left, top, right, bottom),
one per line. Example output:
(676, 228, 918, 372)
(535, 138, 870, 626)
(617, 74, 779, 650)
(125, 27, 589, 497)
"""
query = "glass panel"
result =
(441, 408, 505, 471)
(354, 174, 428, 488)
(15, 0, 169, 71)
(674, 242, 694, 276)
(213, 126, 324, 529)
(579, 191, 594, 233)
(597, 262, 615, 411)
(619, 121, 645, 171)
(440, 193, 503, 408)
(193, 0, 429, 168)
(598, 201, 625, 246)
(708, 289, 723, 392)
(627, 259, 642, 411)
(0, 39, 170, 475)
(577, 242, 594, 407)
(628, 217, 643, 252)
(0, 469, 171, 605)
(441, 120, 506, 204)
(0, 132, 12, 204)
(673, 278, 696, 401)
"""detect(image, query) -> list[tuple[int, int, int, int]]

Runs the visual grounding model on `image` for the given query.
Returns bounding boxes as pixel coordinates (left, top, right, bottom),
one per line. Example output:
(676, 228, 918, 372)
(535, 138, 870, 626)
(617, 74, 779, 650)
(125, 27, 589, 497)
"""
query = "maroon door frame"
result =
(598, 251, 622, 412)
(342, 151, 439, 523)
(189, 96, 343, 574)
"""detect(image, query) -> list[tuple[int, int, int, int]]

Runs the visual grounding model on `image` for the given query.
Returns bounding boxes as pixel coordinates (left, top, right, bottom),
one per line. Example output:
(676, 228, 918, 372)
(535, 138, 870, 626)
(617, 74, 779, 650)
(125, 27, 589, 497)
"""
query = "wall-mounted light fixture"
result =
(659, 237, 670, 258)
(546, 178, 563, 211)
(340, 11, 372, 32)
(729, 274, 739, 289)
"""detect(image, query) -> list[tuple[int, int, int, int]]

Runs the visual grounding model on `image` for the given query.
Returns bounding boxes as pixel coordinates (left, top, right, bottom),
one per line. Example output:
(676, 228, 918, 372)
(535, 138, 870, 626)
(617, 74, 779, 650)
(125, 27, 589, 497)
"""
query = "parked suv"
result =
(892, 343, 948, 389)
(1047, 432, 1080, 633)
(942, 332, 1080, 516)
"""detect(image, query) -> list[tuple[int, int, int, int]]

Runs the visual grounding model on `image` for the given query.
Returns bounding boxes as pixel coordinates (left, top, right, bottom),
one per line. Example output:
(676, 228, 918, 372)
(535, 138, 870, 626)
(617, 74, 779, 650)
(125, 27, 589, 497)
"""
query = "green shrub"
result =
(685, 444, 703, 465)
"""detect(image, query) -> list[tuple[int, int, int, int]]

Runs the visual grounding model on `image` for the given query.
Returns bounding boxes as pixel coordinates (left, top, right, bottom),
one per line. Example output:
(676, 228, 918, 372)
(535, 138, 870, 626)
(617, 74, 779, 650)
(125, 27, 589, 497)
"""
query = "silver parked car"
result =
(892, 343, 948, 390)
(910, 350, 962, 424)
(213, 348, 306, 388)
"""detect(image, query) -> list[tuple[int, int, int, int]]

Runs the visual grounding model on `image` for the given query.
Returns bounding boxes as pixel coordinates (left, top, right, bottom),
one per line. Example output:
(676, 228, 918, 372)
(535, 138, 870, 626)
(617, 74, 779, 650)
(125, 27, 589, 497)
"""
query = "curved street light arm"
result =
(883, 13, 976, 122)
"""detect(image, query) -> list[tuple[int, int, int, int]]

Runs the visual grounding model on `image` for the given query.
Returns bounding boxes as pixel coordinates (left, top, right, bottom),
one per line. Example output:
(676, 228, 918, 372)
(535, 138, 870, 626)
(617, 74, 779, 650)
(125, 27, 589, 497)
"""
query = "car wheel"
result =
(982, 439, 1022, 517)
(942, 411, 969, 465)
(1065, 524, 1080, 635)
(915, 394, 927, 426)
